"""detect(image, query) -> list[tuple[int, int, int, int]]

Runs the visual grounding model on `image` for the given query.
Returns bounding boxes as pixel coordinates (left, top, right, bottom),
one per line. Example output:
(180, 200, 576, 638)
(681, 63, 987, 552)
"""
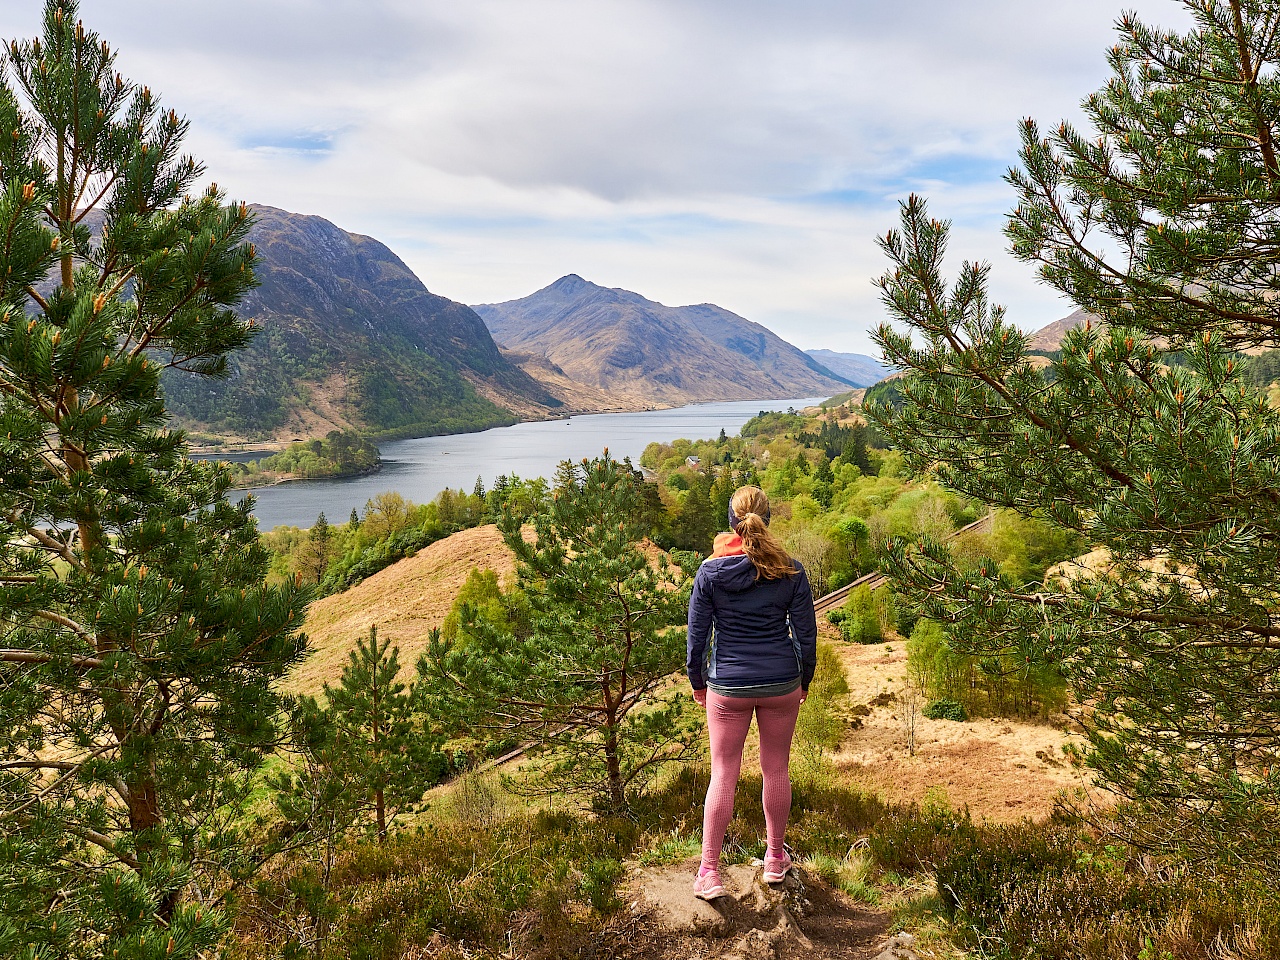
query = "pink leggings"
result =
(701, 687, 802, 870)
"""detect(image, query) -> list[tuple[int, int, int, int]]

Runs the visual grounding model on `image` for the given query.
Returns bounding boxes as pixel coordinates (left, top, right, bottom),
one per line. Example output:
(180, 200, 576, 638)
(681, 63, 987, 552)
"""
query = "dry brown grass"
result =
(286, 524, 517, 695)
(822, 627, 1094, 822)
(273, 371, 359, 441)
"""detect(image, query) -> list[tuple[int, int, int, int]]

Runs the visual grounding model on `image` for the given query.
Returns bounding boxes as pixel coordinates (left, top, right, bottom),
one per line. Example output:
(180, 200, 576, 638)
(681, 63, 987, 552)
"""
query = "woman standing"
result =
(686, 485, 817, 900)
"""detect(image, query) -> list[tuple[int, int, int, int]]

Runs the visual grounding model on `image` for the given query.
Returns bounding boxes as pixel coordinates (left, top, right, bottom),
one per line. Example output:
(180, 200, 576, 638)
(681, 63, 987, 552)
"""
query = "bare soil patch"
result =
(271, 371, 359, 441)
(620, 861, 892, 960)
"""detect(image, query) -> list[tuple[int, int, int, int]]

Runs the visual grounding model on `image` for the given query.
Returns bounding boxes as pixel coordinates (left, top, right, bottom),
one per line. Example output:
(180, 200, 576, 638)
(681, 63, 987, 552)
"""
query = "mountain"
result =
(804, 349, 892, 387)
(473, 275, 850, 405)
(1027, 307, 1097, 352)
(162, 205, 559, 442)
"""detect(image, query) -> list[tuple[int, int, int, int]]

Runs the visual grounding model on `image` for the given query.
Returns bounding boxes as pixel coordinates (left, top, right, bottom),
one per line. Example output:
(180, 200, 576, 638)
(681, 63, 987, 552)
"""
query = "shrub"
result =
(830, 584, 884, 643)
(795, 643, 852, 761)
(933, 820, 1280, 960)
(922, 698, 968, 722)
(867, 800, 977, 875)
(908, 618, 1066, 719)
(231, 809, 642, 959)
(893, 598, 919, 638)
(321, 521, 446, 595)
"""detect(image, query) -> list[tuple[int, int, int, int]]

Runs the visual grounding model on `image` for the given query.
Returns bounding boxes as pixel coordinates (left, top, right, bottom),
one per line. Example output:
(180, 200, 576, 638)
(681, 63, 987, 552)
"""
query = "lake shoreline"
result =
(186, 393, 815, 458)
(234, 396, 827, 530)
(228, 462, 383, 490)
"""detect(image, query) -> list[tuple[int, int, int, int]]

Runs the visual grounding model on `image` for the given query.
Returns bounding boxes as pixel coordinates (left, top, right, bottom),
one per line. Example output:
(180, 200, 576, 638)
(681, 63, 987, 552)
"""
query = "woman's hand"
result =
(799, 689, 807, 705)
(693, 688, 707, 708)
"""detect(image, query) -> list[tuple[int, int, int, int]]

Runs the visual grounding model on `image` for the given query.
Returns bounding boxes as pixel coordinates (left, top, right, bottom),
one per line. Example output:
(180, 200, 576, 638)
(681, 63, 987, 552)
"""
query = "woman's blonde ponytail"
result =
(730, 487, 796, 580)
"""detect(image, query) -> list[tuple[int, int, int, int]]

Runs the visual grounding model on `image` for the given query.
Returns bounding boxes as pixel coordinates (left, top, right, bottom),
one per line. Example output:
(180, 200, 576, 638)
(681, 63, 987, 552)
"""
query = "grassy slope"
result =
(287, 524, 515, 695)
(287, 524, 1086, 821)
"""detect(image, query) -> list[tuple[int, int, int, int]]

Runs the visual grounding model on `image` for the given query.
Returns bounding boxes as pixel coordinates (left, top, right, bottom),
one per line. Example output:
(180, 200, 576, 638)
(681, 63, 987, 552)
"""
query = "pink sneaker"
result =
(762, 852, 793, 883)
(693, 867, 727, 900)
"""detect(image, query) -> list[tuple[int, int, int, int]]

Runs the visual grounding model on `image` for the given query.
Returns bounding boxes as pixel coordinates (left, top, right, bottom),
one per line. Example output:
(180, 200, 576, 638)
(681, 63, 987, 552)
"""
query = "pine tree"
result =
(812, 456, 835, 508)
(0, 3, 307, 953)
(623, 455, 665, 538)
(417, 453, 697, 810)
(709, 468, 735, 535)
(436, 487, 461, 530)
(673, 468, 716, 552)
(298, 510, 334, 583)
(323, 627, 434, 841)
(869, 0, 1280, 864)
(552, 457, 580, 497)
(265, 696, 361, 957)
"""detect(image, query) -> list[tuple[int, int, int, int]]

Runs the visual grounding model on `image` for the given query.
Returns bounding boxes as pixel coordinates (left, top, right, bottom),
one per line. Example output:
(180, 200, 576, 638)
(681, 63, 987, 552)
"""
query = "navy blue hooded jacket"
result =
(686, 533, 818, 692)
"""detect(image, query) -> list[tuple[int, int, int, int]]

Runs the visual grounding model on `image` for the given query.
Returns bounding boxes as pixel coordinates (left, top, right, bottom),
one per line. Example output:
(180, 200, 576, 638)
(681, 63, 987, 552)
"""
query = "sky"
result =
(0, 0, 1194, 355)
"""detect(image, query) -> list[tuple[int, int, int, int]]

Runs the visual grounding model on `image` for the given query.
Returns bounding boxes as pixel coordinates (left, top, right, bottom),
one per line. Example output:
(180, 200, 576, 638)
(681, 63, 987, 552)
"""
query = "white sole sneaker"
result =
(761, 859, 793, 883)
(693, 873, 727, 900)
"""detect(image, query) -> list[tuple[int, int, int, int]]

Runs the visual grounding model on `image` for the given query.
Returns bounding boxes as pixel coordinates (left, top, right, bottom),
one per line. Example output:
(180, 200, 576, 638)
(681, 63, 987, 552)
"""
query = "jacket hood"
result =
(702, 552, 759, 593)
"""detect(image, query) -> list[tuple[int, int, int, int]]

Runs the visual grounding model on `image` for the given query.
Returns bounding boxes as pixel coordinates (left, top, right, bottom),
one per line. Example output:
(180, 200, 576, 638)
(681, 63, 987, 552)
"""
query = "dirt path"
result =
(618, 861, 900, 960)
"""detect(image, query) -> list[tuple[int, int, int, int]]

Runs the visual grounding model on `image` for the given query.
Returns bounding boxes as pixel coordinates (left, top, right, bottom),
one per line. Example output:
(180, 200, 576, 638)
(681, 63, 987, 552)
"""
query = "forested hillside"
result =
(162, 205, 560, 442)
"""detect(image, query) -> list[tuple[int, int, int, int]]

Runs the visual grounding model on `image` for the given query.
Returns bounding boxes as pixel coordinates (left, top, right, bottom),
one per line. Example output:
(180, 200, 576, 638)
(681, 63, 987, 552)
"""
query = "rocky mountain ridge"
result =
(162, 210, 863, 445)
(474, 275, 851, 406)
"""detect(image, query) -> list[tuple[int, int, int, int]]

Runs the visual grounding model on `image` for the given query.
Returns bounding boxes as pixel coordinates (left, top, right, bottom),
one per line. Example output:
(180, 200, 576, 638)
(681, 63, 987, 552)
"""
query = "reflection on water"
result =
(227, 397, 824, 530)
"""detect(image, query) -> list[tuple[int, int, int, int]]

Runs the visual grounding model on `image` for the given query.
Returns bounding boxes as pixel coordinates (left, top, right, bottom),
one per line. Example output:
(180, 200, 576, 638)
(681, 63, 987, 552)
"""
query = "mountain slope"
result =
(473, 275, 849, 405)
(1027, 307, 1096, 352)
(162, 205, 558, 442)
(804, 349, 892, 387)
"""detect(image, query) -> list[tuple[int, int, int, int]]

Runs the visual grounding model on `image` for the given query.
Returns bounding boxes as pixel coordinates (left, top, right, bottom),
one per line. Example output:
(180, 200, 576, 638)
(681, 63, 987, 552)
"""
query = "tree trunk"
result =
(375, 787, 386, 842)
(126, 766, 177, 921)
(604, 725, 624, 810)
(126, 774, 162, 835)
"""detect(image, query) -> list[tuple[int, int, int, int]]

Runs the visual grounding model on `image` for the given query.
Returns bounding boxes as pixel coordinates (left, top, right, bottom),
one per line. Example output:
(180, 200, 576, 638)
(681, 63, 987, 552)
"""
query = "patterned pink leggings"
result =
(700, 687, 803, 870)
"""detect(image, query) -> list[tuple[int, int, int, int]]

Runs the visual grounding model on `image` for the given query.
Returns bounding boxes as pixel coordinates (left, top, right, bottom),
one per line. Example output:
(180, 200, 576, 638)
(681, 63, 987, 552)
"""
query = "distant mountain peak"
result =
(161, 204, 558, 441)
(547, 273, 592, 293)
(473, 280, 849, 405)
(1027, 308, 1099, 352)
(804, 349, 892, 388)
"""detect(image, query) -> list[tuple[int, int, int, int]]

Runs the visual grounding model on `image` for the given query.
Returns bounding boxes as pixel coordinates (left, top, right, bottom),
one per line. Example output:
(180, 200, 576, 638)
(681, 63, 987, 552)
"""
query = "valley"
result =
(12, 3, 1280, 959)
(166, 210, 871, 453)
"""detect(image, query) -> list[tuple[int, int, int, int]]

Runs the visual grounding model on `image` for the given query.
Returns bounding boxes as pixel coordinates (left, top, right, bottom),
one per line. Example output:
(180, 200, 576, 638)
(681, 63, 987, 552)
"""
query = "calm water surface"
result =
(233, 397, 824, 530)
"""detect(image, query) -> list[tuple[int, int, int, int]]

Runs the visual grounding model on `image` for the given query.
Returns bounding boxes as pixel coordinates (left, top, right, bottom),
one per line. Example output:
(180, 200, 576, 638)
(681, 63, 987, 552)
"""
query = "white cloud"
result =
(2, 0, 1195, 353)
